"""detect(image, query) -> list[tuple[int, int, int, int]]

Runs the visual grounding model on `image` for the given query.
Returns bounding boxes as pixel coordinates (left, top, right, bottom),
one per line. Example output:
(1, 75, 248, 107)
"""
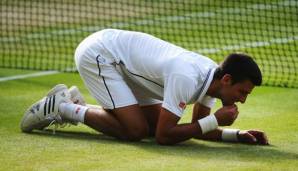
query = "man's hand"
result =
(214, 104, 238, 126)
(237, 130, 269, 145)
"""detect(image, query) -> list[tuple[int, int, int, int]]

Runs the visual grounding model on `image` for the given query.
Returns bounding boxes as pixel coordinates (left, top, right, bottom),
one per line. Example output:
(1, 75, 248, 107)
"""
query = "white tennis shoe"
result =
(69, 86, 86, 106)
(20, 84, 84, 132)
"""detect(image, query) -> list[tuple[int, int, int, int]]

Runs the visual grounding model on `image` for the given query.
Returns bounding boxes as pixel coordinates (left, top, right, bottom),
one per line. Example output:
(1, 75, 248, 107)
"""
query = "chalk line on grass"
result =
(0, 70, 59, 82)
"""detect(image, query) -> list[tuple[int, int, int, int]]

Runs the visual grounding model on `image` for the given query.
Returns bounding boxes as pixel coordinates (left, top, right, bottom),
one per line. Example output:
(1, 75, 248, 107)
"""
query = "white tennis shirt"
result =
(97, 29, 218, 117)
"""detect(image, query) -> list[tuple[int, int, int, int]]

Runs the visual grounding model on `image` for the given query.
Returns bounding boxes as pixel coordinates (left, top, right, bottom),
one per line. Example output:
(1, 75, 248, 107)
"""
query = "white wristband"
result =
(222, 129, 240, 142)
(198, 115, 218, 134)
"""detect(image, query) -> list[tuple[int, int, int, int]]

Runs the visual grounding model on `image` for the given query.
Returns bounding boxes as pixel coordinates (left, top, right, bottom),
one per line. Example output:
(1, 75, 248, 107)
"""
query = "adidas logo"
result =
(43, 95, 56, 116)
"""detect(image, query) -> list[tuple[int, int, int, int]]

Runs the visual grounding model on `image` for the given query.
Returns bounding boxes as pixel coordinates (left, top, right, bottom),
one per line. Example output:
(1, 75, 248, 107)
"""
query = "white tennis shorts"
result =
(74, 33, 161, 109)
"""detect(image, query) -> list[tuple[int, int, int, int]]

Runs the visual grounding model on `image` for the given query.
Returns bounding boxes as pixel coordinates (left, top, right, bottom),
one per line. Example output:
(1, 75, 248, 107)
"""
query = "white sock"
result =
(58, 103, 89, 123)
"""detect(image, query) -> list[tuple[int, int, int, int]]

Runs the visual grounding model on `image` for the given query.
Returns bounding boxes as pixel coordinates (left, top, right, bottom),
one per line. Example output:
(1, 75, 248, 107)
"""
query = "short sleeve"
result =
(162, 74, 196, 117)
(199, 95, 216, 108)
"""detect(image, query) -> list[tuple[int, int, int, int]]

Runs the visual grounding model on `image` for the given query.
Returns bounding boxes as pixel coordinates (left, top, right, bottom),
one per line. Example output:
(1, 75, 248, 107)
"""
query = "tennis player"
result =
(21, 29, 269, 145)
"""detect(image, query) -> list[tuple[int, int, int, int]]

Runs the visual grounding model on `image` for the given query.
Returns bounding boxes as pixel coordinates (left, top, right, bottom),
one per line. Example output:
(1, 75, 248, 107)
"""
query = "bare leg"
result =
(84, 104, 150, 141)
(141, 104, 161, 136)
(84, 108, 127, 140)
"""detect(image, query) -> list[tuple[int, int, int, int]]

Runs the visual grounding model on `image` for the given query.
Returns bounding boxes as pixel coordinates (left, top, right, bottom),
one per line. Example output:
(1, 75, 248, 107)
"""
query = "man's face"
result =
(220, 75, 255, 106)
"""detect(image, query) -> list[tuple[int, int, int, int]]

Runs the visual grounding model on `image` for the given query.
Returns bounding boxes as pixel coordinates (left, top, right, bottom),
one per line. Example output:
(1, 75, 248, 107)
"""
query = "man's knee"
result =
(125, 124, 149, 141)
(111, 104, 151, 141)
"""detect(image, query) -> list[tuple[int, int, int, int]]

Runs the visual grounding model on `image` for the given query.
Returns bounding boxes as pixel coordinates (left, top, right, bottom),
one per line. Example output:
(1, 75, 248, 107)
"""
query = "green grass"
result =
(0, 1, 297, 169)
(0, 69, 297, 170)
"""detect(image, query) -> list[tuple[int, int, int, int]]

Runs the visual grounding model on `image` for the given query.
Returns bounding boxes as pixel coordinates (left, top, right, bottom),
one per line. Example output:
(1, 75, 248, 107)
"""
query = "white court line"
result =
(0, 0, 296, 42)
(0, 70, 59, 82)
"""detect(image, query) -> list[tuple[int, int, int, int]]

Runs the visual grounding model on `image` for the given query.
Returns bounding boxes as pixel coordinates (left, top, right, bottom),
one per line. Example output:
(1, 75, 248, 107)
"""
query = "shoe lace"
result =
(47, 115, 77, 134)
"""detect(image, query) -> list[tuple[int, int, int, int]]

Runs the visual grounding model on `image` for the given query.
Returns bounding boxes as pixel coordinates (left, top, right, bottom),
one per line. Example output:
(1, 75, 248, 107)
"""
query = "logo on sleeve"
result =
(179, 102, 186, 109)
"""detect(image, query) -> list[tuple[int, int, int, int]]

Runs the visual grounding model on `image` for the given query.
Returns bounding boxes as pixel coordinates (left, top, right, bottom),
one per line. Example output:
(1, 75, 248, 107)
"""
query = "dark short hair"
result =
(213, 53, 262, 86)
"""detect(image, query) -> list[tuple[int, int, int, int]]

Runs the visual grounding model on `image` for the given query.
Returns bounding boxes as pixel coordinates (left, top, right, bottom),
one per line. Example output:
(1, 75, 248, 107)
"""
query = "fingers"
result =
(261, 134, 269, 145)
(228, 105, 238, 121)
(238, 131, 257, 144)
(245, 132, 257, 144)
(248, 130, 269, 145)
(215, 105, 239, 126)
(222, 105, 238, 114)
(224, 104, 237, 109)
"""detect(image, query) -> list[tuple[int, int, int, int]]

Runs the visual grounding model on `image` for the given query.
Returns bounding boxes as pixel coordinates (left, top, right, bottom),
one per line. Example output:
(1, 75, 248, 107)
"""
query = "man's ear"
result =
(221, 74, 232, 85)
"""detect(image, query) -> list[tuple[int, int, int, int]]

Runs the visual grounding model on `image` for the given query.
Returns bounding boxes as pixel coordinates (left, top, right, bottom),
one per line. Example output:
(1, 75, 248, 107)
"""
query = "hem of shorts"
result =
(101, 101, 139, 109)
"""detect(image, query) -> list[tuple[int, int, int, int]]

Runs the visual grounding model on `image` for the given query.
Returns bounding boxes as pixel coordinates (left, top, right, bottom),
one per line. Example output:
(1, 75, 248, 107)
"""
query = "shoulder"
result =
(164, 73, 198, 98)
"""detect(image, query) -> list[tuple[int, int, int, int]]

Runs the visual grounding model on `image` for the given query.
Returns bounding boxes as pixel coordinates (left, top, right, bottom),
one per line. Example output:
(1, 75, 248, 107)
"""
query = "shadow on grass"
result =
(28, 129, 298, 162)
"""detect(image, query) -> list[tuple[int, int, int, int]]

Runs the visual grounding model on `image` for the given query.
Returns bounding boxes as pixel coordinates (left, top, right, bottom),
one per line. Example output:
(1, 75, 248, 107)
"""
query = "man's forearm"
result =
(157, 115, 220, 145)
(157, 107, 219, 145)
(194, 128, 223, 141)
(156, 122, 203, 145)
